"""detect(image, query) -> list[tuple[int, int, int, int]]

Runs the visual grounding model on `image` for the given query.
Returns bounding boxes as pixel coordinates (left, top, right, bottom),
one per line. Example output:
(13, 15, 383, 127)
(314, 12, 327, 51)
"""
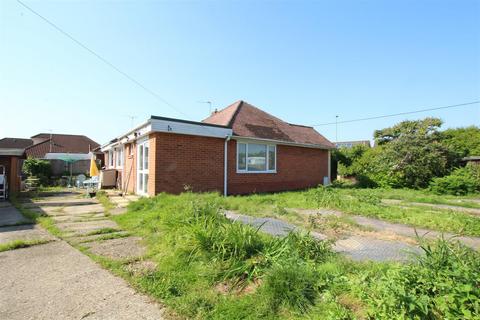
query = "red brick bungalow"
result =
(101, 101, 334, 196)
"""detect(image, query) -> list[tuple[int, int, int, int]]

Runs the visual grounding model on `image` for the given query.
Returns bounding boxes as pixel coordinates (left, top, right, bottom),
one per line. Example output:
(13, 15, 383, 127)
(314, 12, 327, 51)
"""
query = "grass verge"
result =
(0, 239, 52, 252)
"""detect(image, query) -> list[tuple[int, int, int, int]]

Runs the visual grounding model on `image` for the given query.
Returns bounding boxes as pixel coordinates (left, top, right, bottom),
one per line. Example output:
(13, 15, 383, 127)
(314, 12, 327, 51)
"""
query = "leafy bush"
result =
(357, 238, 480, 319)
(263, 261, 318, 313)
(430, 164, 480, 195)
(22, 157, 51, 186)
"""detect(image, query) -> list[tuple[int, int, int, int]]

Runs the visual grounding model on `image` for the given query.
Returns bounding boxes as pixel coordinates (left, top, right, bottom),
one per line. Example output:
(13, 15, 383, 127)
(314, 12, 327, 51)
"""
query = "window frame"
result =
(108, 149, 114, 168)
(115, 146, 124, 168)
(236, 142, 277, 174)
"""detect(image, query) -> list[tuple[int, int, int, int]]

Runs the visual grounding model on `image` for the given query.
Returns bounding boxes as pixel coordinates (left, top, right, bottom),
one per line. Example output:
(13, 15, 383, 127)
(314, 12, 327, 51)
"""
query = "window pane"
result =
(144, 174, 148, 193)
(247, 144, 266, 171)
(268, 145, 276, 171)
(144, 146, 149, 170)
(138, 146, 143, 170)
(238, 143, 246, 170)
(138, 174, 143, 192)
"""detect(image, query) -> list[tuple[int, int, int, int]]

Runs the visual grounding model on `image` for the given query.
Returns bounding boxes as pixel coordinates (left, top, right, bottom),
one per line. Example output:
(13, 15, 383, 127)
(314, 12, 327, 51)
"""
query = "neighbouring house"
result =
(101, 100, 334, 196)
(335, 140, 371, 149)
(0, 134, 100, 192)
(24, 133, 100, 176)
(0, 138, 33, 193)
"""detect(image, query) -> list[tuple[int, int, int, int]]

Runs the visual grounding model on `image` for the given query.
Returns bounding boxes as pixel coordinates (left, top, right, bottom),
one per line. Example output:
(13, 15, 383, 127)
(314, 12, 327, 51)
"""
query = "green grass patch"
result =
(109, 192, 480, 319)
(0, 239, 52, 252)
(85, 227, 120, 236)
(219, 187, 480, 236)
(95, 190, 116, 214)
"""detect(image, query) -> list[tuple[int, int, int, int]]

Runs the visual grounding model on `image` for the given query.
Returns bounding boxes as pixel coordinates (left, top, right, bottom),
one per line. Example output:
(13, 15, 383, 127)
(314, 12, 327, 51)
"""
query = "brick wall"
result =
(227, 140, 329, 195)
(115, 133, 330, 196)
(151, 132, 224, 194)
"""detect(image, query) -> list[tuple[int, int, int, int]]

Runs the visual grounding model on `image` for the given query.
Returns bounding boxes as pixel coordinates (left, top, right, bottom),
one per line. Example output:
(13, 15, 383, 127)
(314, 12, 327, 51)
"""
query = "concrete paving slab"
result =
(334, 236, 421, 262)
(0, 224, 56, 244)
(84, 236, 146, 260)
(0, 241, 165, 320)
(0, 203, 32, 226)
(62, 204, 105, 215)
(56, 220, 119, 235)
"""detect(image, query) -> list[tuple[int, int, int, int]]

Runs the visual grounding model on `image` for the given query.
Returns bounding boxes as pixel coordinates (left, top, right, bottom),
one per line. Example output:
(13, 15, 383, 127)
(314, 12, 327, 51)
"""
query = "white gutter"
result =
(0, 148, 25, 156)
(224, 135, 231, 196)
(232, 136, 334, 150)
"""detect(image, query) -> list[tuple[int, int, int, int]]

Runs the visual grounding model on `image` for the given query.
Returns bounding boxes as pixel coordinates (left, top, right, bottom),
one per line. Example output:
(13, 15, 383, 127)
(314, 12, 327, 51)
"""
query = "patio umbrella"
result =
(89, 154, 99, 177)
(44, 153, 91, 186)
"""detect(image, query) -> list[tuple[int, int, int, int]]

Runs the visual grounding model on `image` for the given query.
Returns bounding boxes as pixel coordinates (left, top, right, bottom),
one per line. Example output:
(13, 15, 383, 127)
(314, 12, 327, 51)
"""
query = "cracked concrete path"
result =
(0, 194, 166, 320)
(225, 210, 421, 262)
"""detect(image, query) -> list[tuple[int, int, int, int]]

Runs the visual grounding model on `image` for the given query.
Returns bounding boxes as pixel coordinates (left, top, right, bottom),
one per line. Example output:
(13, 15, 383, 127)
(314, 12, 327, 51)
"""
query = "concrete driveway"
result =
(0, 199, 166, 320)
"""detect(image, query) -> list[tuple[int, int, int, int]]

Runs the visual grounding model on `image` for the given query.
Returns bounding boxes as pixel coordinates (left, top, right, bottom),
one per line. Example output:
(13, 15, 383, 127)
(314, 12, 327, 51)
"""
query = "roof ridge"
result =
(227, 100, 244, 128)
(287, 122, 313, 129)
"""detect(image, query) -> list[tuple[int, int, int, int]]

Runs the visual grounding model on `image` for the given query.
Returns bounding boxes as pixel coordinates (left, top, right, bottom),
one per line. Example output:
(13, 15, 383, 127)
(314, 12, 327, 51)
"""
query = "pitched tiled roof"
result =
(202, 101, 334, 148)
(0, 138, 34, 149)
(25, 134, 100, 158)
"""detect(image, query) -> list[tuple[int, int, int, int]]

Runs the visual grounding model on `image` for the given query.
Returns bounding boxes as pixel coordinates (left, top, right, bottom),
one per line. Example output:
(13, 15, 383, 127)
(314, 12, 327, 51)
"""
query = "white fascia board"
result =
(233, 136, 333, 149)
(150, 119, 232, 138)
(0, 148, 25, 156)
(100, 121, 152, 152)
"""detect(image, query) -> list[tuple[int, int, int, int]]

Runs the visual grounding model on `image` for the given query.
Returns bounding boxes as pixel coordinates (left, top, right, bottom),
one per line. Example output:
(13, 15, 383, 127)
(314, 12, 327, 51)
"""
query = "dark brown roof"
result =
(202, 100, 334, 148)
(0, 138, 34, 149)
(25, 134, 100, 158)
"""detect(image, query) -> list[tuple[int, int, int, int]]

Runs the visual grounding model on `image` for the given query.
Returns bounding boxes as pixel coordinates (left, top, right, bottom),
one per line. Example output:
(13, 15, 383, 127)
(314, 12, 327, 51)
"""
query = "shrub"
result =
(22, 157, 51, 186)
(358, 238, 480, 319)
(263, 261, 318, 313)
(430, 165, 480, 195)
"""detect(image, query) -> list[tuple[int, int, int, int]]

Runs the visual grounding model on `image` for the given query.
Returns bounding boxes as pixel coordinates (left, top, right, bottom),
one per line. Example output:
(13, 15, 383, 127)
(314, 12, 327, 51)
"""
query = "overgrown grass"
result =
(111, 192, 480, 319)
(95, 190, 116, 215)
(218, 187, 480, 236)
(0, 239, 52, 252)
(85, 227, 120, 236)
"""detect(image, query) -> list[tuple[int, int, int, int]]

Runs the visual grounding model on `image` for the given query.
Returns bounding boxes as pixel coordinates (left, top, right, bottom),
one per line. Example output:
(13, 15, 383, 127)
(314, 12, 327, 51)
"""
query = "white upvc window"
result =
(108, 150, 114, 168)
(115, 146, 124, 168)
(237, 142, 276, 173)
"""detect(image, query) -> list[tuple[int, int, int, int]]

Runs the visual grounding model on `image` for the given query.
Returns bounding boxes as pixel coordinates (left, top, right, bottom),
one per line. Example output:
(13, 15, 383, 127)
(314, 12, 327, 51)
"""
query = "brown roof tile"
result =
(203, 101, 334, 148)
(25, 134, 100, 158)
(0, 138, 33, 149)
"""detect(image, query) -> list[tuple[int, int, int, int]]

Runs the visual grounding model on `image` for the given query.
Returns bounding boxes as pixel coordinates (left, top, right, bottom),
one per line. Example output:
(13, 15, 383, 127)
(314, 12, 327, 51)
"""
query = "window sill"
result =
(236, 170, 277, 174)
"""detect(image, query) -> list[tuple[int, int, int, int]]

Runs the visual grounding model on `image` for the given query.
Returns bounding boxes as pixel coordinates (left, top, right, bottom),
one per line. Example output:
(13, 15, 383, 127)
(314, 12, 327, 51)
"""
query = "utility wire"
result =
(16, 0, 190, 119)
(312, 101, 480, 126)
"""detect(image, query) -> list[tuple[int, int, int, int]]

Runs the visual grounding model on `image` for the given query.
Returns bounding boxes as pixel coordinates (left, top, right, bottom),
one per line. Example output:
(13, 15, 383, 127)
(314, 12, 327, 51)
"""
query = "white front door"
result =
(136, 139, 149, 195)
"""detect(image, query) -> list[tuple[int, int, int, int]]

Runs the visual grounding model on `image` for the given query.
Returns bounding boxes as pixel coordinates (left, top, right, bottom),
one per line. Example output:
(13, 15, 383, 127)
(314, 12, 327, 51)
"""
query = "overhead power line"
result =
(312, 101, 480, 127)
(16, 0, 189, 119)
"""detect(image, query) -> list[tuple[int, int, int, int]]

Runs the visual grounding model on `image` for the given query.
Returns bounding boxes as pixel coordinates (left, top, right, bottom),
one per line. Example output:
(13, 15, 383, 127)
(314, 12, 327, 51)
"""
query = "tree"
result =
(440, 126, 480, 158)
(22, 157, 51, 186)
(362, 118, 452, 188)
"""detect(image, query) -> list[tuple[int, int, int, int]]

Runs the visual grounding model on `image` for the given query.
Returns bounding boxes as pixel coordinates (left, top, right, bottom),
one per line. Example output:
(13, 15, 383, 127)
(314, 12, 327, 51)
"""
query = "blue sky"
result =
(1, 0, 479, 145)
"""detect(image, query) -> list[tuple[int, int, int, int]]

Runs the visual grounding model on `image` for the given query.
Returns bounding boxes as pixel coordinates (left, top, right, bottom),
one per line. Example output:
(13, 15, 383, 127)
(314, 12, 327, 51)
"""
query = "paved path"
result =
(0, 195, 166, 320)
(382, 199, 480, 216)
(225, 211, 421, 261)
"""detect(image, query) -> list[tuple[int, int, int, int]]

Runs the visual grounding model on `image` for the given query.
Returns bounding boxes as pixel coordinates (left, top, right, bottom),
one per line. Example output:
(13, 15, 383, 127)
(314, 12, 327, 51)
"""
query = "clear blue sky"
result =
(1, 0, 479, 145)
